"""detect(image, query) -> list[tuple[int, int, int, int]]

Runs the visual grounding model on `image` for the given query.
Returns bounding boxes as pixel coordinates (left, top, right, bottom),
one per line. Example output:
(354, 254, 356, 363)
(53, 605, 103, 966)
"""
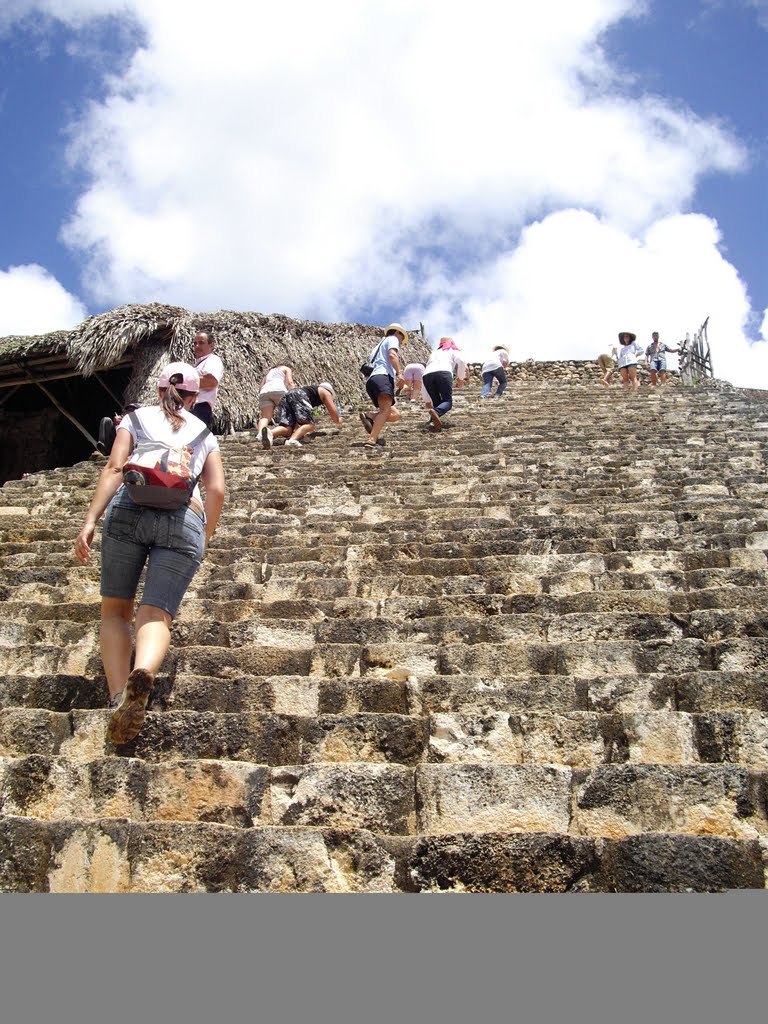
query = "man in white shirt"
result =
(192, 331, 224, 427)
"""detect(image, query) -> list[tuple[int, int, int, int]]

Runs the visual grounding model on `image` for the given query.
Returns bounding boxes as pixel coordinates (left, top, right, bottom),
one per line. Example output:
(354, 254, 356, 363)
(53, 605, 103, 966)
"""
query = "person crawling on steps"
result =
(268, 382, 342, 447)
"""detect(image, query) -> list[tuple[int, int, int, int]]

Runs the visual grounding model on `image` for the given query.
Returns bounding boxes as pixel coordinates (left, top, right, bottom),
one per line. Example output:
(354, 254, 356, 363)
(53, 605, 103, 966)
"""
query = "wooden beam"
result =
(34, 381, 97, 448)
(0, 385, 21, 408)
(94, 371, 124, 407)
(0, 359, 133, 389)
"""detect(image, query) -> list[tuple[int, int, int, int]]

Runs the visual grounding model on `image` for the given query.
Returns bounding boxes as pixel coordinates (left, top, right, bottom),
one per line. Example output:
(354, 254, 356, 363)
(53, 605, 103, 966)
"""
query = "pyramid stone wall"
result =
(1, 366, 767, 891)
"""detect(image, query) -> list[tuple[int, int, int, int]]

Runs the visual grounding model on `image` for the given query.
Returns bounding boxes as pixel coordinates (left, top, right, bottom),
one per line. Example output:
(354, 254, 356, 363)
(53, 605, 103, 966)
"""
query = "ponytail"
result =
(159, 385, 194, 430)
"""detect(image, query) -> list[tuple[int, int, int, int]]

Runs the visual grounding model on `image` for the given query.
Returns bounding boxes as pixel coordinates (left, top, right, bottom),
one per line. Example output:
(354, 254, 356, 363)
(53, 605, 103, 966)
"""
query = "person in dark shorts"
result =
(271, 382, 341, 447)
(359, 323, 407, 448)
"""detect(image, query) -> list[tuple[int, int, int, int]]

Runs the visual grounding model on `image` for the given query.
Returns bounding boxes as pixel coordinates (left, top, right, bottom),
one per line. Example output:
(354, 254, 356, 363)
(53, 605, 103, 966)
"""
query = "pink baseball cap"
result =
(158, 361, 200, 393)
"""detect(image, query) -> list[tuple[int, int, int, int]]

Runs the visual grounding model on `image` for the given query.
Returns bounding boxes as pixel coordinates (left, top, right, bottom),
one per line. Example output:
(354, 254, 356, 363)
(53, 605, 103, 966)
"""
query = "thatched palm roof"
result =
(1, 304, 431, 432)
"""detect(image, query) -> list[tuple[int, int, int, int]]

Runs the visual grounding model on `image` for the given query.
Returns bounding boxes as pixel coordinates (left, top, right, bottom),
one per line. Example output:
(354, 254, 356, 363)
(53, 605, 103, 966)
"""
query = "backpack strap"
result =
(126, 409, 145, 441)
(188, 423, 212, 448)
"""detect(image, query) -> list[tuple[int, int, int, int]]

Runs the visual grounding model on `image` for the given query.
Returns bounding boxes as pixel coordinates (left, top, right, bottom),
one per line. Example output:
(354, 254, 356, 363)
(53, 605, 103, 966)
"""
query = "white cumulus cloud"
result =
(1, 0, 765, 387)
(0, 265, 87, 335)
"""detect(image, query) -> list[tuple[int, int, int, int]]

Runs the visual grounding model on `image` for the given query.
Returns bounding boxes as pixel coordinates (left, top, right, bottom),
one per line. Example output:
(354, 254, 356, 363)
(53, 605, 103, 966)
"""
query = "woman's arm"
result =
(283, 367, 295, 389)
(387, 345, 405, 388)
(74, 429, 133, 565)
(320, 389, 342, 424)
(200, 450, 226, 547)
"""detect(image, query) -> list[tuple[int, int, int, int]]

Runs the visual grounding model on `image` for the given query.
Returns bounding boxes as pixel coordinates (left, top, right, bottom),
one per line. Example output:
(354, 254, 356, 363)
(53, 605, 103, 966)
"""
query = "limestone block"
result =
(586, 676, 676, 714)
(730, 548, 767, 568)
(269, 763, 415, 832)
(138, 760, 268, 826)
(516, 712, 607, 767)
(571, 764, 768, 839)
(428, 713, 523, 764)
(731, 712, 768, 770)
(716, 638, 768, 673)
(232, 827, 397, 892)
(314, 712, 426, 767)
(543, 570, 596, 596)
(311, 643, 361, 678)
(0, 709, 72, 757)
(1, 755, 94, 821)
(416, 764, 572, 834)
(226, 620, 315, 649)
(745, 532, 768, 550)
(558, 641, 640, 678)
(360, 644, 438, 678)
(597, 834, 766, 892)
(410, 832, 597, 893)
(315, 675, 406, 714)
(621, 712, 697, 764)
(0, 507, 30, 525)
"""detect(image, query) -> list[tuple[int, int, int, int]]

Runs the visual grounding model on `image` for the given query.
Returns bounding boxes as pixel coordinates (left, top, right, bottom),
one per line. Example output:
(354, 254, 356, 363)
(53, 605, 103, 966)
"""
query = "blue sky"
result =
(0, 0, 766, 387)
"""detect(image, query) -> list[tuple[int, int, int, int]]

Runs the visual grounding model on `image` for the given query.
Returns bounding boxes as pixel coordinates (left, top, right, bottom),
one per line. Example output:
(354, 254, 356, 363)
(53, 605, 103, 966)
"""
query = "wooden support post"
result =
(94, 372, 123, 408)
(0, 385, 21, 408)
(34, 381, 97, 448)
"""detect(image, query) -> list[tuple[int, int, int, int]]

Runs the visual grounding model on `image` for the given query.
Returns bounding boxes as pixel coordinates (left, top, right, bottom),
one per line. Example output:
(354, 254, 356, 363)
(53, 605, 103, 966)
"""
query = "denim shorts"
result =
(100, 492, 206, 617)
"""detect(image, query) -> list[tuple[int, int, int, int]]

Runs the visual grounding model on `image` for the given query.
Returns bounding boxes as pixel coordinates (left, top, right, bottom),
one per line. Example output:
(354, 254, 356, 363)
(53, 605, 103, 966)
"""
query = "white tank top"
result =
(260, 366, 290, 394)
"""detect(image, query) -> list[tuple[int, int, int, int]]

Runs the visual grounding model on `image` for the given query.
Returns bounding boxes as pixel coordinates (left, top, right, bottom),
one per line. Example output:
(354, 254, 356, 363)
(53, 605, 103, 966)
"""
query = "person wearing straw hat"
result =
(359, 323, 407, 448)
(613, 332, 644, 392)
(271, 382, 341, 447)
(480, 343, 510, 398)
(75, 361, 226, 745)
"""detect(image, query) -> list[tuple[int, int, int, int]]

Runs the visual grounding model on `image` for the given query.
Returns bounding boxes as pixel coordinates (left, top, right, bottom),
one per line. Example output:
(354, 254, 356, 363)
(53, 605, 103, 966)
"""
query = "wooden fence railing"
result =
(679, 317, 713, 385)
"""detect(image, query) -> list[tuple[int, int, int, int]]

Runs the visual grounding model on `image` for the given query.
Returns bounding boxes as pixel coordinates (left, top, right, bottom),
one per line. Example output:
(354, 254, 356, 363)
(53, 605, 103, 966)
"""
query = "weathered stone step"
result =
(4, 815, 764, 891)
(4, 757, 766, 841)
(417, 763, 768, 838)
(2, 707, 766, 769)
(0, 708, 429, 764)
(0, 755, 415, 833)
(5, 669, 765, 719)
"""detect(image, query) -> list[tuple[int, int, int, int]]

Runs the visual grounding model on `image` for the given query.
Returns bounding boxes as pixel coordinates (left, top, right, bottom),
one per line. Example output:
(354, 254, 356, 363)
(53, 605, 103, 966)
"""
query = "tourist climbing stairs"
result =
(1, 375, 767, 890)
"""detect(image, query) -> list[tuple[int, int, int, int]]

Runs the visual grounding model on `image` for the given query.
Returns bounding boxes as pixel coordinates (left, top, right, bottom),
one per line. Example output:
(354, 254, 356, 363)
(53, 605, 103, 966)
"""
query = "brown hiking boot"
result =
(106, 668, 154, 745)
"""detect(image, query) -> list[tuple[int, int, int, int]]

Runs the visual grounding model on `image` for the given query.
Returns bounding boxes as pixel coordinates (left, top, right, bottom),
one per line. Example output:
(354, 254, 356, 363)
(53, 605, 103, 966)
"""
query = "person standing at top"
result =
(422, 337, 469, 431)
(645, 332, 680, 386)
(258, 360, 296, 449)
(612, 332, 644, 392)
(359, 323, 407, 449)
(480, 344, 510, 398)
(74, 361, 225, 745)
(192, 331, 224, 428)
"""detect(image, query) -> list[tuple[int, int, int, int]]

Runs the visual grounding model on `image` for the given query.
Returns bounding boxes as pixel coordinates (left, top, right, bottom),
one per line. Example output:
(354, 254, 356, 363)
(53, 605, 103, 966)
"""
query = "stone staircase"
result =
(2, 376, 768, 891)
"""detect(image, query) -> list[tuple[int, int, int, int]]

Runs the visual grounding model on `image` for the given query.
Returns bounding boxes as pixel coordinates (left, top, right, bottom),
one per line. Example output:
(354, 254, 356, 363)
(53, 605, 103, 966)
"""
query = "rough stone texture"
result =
(2, 368, 768, 890)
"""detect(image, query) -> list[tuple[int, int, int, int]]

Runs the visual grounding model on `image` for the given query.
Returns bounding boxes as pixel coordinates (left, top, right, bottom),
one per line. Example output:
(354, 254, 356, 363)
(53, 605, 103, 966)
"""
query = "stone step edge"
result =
(1, 816, 765, 892)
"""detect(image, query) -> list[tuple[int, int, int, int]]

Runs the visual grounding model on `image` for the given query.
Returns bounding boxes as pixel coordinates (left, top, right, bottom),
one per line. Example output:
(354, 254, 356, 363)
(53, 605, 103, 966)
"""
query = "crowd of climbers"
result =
(79, 322, 680, 744)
